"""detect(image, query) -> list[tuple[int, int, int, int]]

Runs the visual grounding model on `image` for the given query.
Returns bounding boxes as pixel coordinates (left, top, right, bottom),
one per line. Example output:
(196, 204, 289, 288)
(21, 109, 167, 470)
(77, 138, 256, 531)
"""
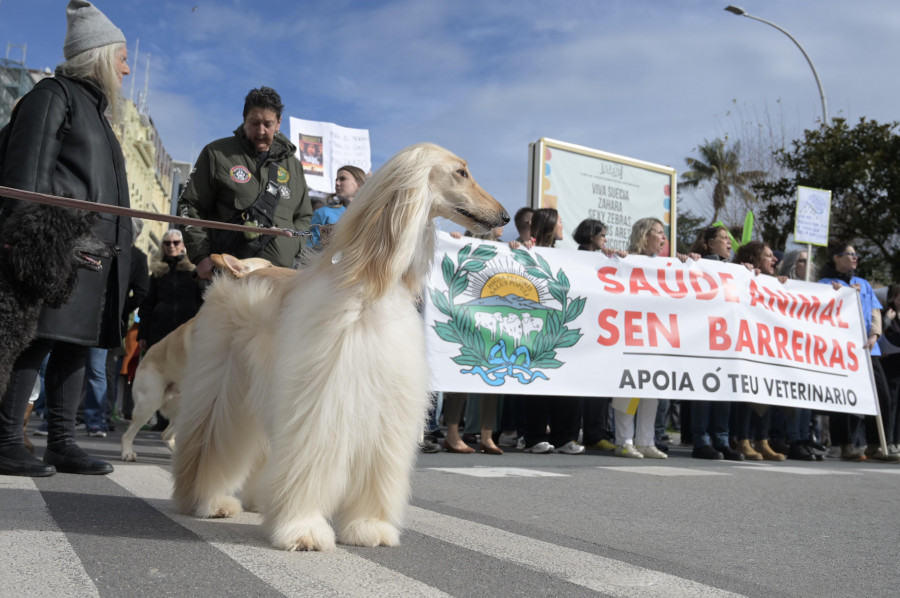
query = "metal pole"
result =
(725, 6, 828, 124)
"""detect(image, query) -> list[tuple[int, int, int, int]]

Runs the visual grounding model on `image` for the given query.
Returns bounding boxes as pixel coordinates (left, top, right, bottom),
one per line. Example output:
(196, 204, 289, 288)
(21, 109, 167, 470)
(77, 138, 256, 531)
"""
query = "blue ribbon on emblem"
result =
(461, 339, 549, 386)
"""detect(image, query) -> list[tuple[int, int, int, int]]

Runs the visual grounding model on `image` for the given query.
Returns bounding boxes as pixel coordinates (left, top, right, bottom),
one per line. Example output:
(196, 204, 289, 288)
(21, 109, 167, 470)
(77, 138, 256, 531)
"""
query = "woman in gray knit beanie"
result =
(0, 1, 134, 478)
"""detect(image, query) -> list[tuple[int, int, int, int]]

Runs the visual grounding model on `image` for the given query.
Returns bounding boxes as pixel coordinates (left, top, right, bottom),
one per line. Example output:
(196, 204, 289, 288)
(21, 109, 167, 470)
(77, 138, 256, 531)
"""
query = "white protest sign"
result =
(424, 233, 877, 415)
(794, 185, 832, 246)
(288, 117, 371, 194)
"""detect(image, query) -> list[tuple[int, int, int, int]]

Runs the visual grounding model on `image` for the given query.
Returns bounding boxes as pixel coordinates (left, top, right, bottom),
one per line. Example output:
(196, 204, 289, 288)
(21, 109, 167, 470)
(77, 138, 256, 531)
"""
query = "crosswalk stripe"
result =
(107, 465, 453, 598)
(1, 477, 99, 597)
(596, 466, 730, 476)
(406, 507, 746, 597)
(733, 465, 859, 475)
(429, 466, 568, 478)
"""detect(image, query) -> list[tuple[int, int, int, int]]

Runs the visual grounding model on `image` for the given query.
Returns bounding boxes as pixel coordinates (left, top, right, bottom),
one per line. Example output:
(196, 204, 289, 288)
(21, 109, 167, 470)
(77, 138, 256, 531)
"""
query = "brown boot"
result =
(738, 438, 762, 460)
(22, 403, 35, 454)
(754, 439, 786, 461)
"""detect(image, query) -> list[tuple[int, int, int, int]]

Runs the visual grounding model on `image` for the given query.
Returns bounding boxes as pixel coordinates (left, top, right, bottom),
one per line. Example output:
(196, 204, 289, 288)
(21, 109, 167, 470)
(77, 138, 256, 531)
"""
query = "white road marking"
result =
(733, 465, 859, 475)
(407, 506, 746, 598)
(108, 465, 452, 598)
(596, 466, 730, 476)
(429, 466, 568, 478)
(0, 477, 99, 597)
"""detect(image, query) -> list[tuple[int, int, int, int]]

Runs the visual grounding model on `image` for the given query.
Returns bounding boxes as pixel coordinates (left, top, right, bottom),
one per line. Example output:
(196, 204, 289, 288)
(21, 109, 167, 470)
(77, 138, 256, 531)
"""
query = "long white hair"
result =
(57, 42, 125, 124)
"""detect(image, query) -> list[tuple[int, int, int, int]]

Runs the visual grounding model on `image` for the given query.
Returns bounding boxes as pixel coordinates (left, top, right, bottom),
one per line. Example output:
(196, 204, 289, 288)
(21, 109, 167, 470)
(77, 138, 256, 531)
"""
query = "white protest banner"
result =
(794, 185, 832, 246)
(424, 233, 878, 415)
(288, 117, 371, 194)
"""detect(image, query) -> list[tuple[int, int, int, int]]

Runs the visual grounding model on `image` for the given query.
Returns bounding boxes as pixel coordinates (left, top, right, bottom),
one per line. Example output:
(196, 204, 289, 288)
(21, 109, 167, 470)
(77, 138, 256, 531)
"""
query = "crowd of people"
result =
(1, 2, 898, 481)
(422, 209, 900, 465)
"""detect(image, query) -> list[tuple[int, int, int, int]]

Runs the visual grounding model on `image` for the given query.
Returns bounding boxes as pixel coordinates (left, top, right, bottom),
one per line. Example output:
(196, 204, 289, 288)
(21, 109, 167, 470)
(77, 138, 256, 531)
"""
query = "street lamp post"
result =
(724, 5, 828, 124)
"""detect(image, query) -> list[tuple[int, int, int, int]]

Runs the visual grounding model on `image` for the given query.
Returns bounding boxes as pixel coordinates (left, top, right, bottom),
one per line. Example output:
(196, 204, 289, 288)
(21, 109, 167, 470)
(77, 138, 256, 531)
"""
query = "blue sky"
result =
(2, 0, 899, 235)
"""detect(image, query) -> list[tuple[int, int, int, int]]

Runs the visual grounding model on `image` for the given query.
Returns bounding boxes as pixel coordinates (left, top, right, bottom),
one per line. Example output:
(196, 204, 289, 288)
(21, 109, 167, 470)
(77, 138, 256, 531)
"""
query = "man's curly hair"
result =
(243, 87, 284, 119)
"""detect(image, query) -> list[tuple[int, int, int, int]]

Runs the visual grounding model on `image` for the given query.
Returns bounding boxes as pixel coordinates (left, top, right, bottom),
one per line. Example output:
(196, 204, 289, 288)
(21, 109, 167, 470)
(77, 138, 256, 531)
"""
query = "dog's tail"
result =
(171, 276, 273, 517)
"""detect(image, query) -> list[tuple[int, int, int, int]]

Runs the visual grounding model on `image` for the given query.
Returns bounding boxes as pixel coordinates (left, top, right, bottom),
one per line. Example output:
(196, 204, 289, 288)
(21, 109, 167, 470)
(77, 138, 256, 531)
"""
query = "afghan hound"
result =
(172, 143, 509, 551)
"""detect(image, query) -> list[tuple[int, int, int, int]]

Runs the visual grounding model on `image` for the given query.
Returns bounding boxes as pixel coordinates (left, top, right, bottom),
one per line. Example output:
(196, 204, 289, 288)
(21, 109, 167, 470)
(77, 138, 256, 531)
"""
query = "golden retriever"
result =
(172, 143, 509, 551)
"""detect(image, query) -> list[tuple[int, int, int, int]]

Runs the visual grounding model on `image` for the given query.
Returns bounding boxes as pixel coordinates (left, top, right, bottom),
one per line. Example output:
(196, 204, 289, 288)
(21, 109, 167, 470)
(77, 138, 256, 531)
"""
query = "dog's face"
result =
(428, 157, 509, 234)
(1, 204, 117, 306)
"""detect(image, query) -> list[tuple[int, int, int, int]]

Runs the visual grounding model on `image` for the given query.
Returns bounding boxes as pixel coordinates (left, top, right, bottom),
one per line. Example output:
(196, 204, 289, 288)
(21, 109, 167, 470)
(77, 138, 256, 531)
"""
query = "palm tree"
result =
(681, 138, 764, 224)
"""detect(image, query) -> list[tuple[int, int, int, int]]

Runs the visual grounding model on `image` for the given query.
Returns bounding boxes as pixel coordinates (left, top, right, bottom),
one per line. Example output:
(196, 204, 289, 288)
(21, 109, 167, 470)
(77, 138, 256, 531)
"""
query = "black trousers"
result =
(0, 338, 87, 449)
(520, 395, 582, 448)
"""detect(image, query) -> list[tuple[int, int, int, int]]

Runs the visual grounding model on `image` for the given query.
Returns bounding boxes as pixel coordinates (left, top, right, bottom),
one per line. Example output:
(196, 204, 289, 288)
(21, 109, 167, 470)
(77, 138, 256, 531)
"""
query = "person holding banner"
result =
(686, 226, 746, 460)
(730, 242, 789, 461)
(611, 218, 676, 460)
(518, 209, 584, 455)
(819, 241, 899, 462)
(178, 87, 312, 277)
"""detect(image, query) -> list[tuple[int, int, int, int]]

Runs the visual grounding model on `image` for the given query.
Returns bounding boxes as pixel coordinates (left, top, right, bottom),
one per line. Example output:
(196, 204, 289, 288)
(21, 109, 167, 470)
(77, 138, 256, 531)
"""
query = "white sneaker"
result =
(635, 445, 668, 459)
(498, 432, 518, 448)
(516, 437, 526, 450)
(555, 441, 585, 455)
(615, 444, 644, 458)
(524, 441, 554, 454)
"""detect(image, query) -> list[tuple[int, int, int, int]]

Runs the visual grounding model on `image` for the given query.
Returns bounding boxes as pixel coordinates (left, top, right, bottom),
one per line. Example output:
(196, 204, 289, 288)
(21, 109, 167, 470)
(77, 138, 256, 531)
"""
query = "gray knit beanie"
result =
(63, 1, 125, 60)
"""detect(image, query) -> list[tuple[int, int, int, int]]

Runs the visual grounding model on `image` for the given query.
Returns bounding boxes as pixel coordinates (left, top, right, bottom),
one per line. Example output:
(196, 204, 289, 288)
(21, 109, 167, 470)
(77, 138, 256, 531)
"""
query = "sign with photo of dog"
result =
(288, 117, 371, 194)
(424, 233, 878, 416)
(528, 138, 676, 255)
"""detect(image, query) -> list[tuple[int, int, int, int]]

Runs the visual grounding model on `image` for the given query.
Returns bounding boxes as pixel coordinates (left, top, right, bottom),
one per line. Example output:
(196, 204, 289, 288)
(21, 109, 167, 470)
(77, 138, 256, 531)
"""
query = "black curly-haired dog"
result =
(0, 201, 117, 398)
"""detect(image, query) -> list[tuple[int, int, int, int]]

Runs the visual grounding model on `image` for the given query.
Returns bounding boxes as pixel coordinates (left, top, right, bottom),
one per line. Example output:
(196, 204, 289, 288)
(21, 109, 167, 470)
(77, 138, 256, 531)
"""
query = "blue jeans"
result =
(82, 348, 108, 431)
(691, 401, 730, 448)
(786, 408, 812, 443)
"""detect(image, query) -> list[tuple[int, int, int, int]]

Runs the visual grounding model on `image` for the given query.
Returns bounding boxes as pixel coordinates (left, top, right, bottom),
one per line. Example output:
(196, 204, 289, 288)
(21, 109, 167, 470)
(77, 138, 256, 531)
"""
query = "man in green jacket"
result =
(178, 86, 312, 278)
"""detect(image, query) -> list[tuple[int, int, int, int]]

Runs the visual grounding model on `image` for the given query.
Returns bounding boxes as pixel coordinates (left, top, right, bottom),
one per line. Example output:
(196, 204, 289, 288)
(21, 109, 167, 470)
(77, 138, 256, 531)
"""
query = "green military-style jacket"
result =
(178, 126, 311, 267)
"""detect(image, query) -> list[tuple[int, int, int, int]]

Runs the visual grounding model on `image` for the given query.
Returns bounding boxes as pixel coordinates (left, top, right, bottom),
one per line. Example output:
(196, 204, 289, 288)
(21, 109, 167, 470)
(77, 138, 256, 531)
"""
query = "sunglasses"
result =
(163, 240, 182, 247)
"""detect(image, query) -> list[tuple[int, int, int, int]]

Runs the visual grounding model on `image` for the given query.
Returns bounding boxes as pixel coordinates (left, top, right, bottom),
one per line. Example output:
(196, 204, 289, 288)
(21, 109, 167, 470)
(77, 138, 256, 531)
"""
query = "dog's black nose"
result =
(500, 210, 510, 225)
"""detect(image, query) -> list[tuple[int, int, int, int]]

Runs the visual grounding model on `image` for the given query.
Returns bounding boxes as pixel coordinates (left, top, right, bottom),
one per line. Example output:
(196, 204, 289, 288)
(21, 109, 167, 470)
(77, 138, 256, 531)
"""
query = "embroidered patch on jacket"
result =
(230, 165, 252, 183)
(277, 166, 290, 184)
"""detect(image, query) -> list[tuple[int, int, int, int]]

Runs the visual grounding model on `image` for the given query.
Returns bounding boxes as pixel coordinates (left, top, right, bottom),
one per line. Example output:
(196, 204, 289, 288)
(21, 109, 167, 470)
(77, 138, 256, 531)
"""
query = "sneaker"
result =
(692, 445, 724, 460)
(74, 422, 86, 431)
(587, 439, 616, 451)
(614, 444, 644, 458)
(498, 432, 518, 448)
(87, 427, 107, 438)
(865, 446, 900, 463)
(635, 445, 668, 459)
(889, 444, 900, 456)
(840, 444, 866, 462)
(33, 421, 48, 436)
(523, 441, 554, 454)
(419, 440, 441, 454)
(555, 441, 585, 455)
(516, 437, 526, 450)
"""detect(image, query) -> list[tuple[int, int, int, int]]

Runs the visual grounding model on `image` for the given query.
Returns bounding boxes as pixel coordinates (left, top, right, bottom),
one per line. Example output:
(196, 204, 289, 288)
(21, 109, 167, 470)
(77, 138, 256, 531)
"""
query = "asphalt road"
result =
(3, 423, 898, 598)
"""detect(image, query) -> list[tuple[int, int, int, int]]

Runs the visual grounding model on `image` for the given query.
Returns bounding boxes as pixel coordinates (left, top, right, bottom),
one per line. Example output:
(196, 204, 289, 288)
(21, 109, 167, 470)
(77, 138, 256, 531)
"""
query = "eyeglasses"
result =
(796, 258, 808, 264)
(837, 252, 858, 258)
(163, 240, 182, 247)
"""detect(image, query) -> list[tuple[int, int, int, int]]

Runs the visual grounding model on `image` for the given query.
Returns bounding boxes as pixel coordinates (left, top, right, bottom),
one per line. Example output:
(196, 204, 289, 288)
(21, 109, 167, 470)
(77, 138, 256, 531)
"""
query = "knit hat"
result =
(63, 1, 125, 60)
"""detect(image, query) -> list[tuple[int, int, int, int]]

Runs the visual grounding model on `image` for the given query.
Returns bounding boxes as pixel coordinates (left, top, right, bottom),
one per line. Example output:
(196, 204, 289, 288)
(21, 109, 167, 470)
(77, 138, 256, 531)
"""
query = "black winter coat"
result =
(137, 254, 203, 347)
(0, 75, 132, 347)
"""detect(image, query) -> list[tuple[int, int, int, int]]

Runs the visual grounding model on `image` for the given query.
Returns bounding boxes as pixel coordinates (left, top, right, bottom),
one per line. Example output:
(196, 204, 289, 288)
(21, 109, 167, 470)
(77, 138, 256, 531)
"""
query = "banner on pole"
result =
(794, 185, 832, 246)
(424, 233, 877, 415)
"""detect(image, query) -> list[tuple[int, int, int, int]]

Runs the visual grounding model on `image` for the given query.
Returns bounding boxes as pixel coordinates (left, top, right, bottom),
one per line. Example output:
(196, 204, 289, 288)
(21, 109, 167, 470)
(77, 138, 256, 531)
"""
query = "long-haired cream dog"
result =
(172, 143, 509, 551)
